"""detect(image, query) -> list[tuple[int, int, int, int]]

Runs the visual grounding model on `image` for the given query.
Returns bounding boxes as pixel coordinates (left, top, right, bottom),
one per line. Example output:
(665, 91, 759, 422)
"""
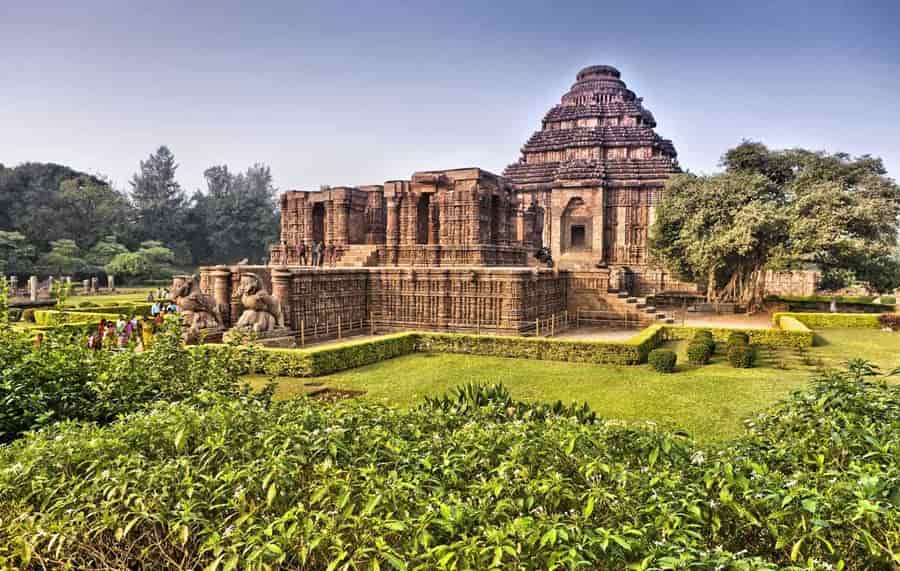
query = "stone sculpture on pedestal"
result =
(171, 275, 224, 343)
(233, 273, 286, 333)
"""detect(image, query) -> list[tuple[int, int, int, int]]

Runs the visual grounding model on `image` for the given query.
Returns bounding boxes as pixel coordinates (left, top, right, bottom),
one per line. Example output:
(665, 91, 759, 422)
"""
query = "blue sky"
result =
(2, 0, 898, 193)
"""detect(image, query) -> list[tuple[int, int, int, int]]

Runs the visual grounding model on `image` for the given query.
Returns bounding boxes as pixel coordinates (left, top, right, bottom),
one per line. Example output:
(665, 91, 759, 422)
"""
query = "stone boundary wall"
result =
(763, 270, 821, 297)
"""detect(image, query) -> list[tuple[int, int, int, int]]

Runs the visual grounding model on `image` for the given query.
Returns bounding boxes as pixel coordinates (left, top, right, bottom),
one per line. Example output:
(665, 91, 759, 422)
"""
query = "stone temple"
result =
(197, 66, 695, 341)
(504, 64, 678, 268)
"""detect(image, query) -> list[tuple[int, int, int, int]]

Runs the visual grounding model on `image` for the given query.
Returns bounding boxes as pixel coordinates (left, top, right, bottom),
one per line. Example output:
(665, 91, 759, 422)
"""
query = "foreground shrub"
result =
(686, 340, 712, 364)
(20, 308, 35, 322)
(0, 318, 253, 442)
(727, 342, 755, 368)
(648, 348, 677, 372)
(0, 370, 897, 570)
(880, 295, 896, 305)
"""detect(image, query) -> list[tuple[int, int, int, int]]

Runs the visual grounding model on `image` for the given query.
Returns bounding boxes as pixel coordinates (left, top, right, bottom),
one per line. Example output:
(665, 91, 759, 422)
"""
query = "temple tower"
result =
(503, 65, 679, 268)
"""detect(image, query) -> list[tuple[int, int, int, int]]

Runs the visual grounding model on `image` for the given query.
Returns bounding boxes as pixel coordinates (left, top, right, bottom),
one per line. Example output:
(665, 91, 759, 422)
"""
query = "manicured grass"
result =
(245, 329, 899, 442)
(63, 288, 157, 307)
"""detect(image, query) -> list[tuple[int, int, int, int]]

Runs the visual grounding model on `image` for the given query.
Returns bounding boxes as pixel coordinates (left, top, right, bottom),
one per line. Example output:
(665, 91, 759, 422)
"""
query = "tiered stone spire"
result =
(504, 65, 678, 191)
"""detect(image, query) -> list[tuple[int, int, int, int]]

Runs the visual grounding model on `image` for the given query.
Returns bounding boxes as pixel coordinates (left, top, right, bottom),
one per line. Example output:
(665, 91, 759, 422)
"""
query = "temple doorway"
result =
(416, 194, 430, 244)
(570, 225, 586, 250)
(561, 197, 592, 253)
(312, 203, 325, 243)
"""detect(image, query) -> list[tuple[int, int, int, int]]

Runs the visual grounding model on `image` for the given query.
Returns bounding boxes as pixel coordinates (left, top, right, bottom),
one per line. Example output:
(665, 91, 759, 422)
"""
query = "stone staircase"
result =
(603, 289, 676, 325)
(335, 245, 379, 267)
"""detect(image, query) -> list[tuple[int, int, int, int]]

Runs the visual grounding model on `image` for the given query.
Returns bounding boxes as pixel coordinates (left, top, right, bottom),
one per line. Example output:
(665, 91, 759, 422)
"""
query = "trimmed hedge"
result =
(686, 341, 712, 365)
(207, 325, 669, 378)
(727, 343, 755, 368)
(648, 348, 676, 373)
(33, 310, 124, 326)
(200, 333, 419, 377)
(65, 304, 153, 317)
(663, 324, 811, 349)
(416, 326, 665, 366)
(772, 312, 881, 329)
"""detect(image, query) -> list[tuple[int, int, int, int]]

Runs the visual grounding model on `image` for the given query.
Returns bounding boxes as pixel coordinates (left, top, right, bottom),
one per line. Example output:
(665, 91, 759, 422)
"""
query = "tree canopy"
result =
(650, 141, 900, 306)
(0, 147, 280, 278)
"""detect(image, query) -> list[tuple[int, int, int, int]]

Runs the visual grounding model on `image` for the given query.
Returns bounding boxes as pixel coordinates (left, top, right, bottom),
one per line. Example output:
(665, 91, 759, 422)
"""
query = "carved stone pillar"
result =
(401, 193, 418, 246)
(325, 201, 335, 244)
(9, 276, 17, 295)
(210, 269, 233, 327)
(469, 190, 481, 244)
(428, 196, 440, 245)
(497, 194, 509, 245)
(29, 276, 38, 301)
(270, 268, 293, 329)
(90, 277, 98, 293)
(333, 195, 350, 246)
(302, 200, 314, 245)
(385, 197, 400, 246)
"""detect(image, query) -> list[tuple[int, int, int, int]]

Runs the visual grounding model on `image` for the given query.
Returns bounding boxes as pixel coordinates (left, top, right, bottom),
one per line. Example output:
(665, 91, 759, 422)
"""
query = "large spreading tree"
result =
(650, 141, 900, 308)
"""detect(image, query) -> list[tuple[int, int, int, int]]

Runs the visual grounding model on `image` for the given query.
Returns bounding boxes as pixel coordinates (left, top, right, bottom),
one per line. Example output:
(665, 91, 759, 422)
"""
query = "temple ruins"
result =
(197, 66, 698, 343)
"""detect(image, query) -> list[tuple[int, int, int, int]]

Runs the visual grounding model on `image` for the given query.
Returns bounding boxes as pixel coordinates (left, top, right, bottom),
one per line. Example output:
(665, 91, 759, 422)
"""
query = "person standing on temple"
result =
(298, 242, 307, 266)
(315, 241, 325, 267)
(326, 243, 336, 267)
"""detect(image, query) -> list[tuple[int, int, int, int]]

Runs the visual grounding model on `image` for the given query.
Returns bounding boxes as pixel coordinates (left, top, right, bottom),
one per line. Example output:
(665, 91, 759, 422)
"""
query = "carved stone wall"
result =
(199, 265, 566, 336)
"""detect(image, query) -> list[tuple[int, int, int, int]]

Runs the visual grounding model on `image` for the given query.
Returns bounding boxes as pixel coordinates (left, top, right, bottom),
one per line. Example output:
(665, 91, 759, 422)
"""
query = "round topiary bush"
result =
(727, 343, 756, 368)
(686, 340, 712, 364)
(21, 308, 36, 323)
(694, 330, 716, 352)
(78, 301, 99, 308)
(727, 331, 749, 346)
(8, 308, 22, 322)
(648, 348, 677, 373)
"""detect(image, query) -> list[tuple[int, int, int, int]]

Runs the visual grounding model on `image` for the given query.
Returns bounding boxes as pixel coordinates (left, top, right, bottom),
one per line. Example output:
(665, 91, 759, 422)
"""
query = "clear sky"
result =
(2, 0, 898, 193)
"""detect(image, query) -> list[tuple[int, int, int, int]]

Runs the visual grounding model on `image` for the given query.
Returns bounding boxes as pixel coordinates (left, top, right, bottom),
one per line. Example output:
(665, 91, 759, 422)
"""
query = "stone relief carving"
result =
(234, 273, 286, 333)
(172, 275, 223, 341)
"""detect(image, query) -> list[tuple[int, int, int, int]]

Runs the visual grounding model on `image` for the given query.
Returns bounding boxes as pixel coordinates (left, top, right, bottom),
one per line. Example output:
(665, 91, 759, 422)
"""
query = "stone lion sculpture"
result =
(172, 275, 223, 341)
(234, 273, 285, 333)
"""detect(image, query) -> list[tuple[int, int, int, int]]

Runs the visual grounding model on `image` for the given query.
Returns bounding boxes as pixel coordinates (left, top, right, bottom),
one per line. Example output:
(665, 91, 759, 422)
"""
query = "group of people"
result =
(279, 241, 338, 267)
(147, 288, 170, 302)
(87, 316, 143, 351)
(150, 300, 178, 319)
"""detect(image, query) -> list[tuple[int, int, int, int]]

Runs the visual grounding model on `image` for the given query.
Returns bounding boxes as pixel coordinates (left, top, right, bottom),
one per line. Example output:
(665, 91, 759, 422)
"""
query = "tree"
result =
(104, 252, 152, 281)
(86, 235, 129, 269)
(0, 231, 36, 276)
(129, 146, 186, 254)
(56, 176, 132, 249)
(649, 172, 789, 309)
(650, 141, 900, 307)
(188, 163, 279, 264)
(36, 239, 88, 276)
(0, 163, 126, 252)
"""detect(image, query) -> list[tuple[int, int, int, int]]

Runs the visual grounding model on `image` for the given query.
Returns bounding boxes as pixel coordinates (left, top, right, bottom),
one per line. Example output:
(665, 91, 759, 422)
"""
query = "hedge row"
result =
(771, 312, 882, 329)
(209, 326, 667, 377)
(662, 324, 813, 349)
(416, 325, 664, 366)
(33, 310, 125, 326)
(65, 304, 154, 317)
(200, 333, 419, 377)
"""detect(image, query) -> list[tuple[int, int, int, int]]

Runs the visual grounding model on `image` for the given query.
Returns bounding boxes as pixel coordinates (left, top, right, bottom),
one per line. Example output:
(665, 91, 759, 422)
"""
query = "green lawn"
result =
(245, 328, 898, 442)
